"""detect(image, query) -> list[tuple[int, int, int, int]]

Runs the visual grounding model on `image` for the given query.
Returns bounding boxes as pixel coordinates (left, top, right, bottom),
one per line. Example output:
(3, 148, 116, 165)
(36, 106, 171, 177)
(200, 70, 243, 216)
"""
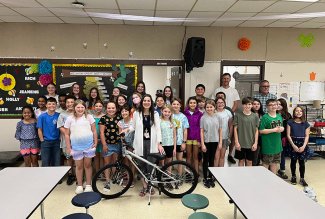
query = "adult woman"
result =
(163, 86, 173, 105)
(70, 83, 87, 102)
(87, 87, 101, 110)
(129, 94, 162, 196)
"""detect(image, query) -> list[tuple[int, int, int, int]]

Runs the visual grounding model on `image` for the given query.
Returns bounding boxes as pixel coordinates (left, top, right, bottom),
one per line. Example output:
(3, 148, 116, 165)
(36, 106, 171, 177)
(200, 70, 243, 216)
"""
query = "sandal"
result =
(139, 187, 146, 197)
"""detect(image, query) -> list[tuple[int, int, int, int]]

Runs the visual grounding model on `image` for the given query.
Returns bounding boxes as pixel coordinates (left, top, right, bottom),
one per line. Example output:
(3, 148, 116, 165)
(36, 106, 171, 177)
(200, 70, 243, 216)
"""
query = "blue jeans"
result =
(41, 140, 61, 167)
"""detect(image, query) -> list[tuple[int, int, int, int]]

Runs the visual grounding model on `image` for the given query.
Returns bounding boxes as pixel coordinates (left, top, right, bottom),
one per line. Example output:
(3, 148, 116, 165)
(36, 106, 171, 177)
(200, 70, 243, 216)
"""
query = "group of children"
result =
(14, 81, 311, 196)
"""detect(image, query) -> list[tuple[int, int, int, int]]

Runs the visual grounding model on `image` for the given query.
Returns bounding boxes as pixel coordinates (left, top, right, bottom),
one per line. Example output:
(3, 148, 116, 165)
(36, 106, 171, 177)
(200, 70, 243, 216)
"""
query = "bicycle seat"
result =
(148, 153, 165, 161)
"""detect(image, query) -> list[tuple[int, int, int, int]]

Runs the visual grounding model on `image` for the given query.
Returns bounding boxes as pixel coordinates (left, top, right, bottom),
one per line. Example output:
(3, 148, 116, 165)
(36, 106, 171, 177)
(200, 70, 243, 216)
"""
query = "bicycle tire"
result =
(158, 160, 198, 198)
(92, 162, 133, 199)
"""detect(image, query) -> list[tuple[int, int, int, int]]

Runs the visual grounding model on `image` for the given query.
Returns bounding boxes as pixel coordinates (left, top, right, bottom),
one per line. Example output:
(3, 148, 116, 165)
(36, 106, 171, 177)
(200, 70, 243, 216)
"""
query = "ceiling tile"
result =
(155, 10, 189, 18)
(263, 1, 313, 13)
(239, 20, 276, 27)
(12, 7, 53, 16)
(228, 1, 275, 13)
(83, 0, 118, 9)
(192, 0, 237, 12)
(188, 11, 223, 18)
(211, 20, 243, 26)
(254, 12, 311, 22)
(0, 0, 42, 7)
(29, 16, 63, 23)
(117, 0, 155, 10)
(37, 0, 75, 7)
(85, 9, 120, 14)
(184, 21, 214, 26)
(60, 17, 95, 24)
(124, 20, 153, 25)
(297, 3, 325, 13)
(309, 17, 325, 22)
(156, 0, 196, 11)
(49, 8, 88, 17)
(92, 17, 124, 25)
(0, 15, 33, 22)
(294, 21, 325, 28)
(266, 21, 303, 27)
(218, 12, 257, 21)
(0, 6, 20, 15)
(121, 10, 154, 17)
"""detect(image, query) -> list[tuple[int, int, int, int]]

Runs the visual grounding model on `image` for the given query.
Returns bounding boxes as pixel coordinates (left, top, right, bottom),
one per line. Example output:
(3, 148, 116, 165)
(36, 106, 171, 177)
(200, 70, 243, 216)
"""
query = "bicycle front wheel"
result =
(158, 160, 198, 198)
(92, 162, 133, 199)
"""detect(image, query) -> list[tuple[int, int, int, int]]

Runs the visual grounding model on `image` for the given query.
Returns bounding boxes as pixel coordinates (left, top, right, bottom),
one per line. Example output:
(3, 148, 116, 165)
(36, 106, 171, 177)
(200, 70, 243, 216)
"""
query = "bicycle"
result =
(92, 137, 198, 205)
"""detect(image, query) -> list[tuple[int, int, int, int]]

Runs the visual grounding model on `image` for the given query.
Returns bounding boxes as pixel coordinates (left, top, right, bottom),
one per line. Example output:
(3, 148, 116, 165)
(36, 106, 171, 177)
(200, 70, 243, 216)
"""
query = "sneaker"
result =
(208, 178, 215, 188)
(277, 170, 288, 180)
(291, 176, 297, 185)
(203, 179, 210, 188)
(84, 185, 93, 192)
(67, 174, 76, 186)
(75, 186, 84, 194)
(300, 178, 308, 187)
(228, 155, 236, 164)
(103, 182, 111, 192)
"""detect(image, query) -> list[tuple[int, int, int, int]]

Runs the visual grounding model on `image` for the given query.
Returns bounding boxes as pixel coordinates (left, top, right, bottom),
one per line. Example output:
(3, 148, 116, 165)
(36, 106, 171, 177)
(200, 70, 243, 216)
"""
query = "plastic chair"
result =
(189, 212, 218, 219)
(181, 194, 209, 212)
(62, 213, 93, 219)
(71, 192, 101, 214)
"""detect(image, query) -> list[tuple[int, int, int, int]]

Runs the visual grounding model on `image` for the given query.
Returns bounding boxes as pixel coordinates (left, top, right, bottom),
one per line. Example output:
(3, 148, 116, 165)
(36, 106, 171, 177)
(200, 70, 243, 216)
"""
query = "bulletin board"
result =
(54, 64, 138, 103)
(0, 63, 48, 117)
(0, 60, 139, 118)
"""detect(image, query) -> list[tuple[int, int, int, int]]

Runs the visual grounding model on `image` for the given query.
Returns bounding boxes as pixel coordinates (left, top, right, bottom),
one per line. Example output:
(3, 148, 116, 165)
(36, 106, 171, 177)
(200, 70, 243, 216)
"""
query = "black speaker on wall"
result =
(183, 37, 205, 73)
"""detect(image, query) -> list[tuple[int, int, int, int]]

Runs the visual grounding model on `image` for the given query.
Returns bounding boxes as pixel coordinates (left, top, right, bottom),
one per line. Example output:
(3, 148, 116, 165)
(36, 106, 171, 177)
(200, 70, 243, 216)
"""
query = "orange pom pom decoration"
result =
(238, 37, 251, 51)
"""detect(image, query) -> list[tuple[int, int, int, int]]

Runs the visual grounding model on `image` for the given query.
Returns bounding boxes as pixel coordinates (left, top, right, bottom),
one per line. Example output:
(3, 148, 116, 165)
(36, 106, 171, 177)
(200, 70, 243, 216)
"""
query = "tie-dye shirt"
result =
(64, 114, 95, 151)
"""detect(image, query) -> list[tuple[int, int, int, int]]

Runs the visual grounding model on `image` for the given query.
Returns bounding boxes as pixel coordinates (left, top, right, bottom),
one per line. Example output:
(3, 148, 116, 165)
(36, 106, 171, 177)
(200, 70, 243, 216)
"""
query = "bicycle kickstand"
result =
(147, 186, 152, 205)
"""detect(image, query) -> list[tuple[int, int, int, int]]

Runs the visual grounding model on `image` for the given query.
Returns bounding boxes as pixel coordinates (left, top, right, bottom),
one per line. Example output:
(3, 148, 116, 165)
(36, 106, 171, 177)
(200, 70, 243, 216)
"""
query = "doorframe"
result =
(141, 60, 185, 102)
(220, 60, 265, 86)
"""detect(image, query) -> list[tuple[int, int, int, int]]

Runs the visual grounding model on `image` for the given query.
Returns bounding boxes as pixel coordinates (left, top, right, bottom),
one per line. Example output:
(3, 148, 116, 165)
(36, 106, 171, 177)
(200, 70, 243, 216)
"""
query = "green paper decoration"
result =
(298, 34, 315, 47)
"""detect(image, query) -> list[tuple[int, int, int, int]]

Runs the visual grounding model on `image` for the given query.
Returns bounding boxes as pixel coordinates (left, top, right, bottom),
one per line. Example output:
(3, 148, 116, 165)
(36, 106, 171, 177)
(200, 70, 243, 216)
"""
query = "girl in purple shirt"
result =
(184, 97, 203, 174)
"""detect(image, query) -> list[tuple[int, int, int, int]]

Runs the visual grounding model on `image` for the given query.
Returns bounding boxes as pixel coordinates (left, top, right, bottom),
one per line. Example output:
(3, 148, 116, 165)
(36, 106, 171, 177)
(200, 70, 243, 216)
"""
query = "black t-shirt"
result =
(143, 114, 151, 140)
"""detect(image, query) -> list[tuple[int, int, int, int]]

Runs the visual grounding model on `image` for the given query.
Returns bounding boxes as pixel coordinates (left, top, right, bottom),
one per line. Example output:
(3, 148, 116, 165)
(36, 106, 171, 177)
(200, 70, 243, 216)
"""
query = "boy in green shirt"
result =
(259, 99, 284, 174)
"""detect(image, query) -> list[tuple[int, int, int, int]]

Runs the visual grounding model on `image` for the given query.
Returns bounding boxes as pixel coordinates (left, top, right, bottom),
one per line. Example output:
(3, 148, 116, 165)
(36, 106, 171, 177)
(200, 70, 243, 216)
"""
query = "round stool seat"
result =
(62, 213, 93, 219)
(72, 192, 101, 209)
(182, 194, 209, 211)
(189, 212, 218, 219)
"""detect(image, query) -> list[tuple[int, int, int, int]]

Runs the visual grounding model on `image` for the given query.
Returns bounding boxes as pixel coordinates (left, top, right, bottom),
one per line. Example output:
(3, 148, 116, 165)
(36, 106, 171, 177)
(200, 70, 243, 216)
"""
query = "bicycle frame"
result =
(121, 146, 177, 185)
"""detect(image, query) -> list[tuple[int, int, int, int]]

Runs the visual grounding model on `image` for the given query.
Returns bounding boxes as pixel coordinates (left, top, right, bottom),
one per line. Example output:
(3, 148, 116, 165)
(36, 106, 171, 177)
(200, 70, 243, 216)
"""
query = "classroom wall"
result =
(1, 23, 325, 151)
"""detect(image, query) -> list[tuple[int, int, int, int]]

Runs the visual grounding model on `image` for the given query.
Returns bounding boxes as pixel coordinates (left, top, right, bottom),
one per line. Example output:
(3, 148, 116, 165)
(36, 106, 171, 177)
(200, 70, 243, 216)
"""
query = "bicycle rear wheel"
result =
(158, 160, 198, 198)
(92, 162, 133, 199)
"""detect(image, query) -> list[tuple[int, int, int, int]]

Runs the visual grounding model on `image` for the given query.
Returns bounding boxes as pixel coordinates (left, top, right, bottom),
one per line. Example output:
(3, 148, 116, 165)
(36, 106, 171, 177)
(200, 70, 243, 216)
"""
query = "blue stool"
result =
(71, 192, 101, 214)
(182, 194, 209, 212)
(189, 212, 218, 219)
(62, 213, 93, 219)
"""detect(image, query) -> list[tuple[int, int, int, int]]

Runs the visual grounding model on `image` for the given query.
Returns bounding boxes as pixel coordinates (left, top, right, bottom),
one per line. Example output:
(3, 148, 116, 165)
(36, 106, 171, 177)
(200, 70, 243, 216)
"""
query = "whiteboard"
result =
(299, 81, 325, 101)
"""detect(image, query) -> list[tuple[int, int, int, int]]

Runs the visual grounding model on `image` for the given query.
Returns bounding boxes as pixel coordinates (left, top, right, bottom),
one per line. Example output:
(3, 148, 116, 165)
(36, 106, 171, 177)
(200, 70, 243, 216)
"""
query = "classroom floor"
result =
(28, 157, 325, 219)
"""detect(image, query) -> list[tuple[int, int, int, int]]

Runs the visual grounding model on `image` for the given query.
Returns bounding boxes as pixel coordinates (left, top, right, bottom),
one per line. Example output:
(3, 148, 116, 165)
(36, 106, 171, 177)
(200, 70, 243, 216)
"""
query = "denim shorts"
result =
(102, 144, 121, 157)
(71, 147, 96, 161)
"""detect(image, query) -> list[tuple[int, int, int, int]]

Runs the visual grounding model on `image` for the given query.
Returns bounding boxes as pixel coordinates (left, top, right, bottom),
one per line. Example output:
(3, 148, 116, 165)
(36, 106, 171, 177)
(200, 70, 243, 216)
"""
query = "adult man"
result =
(253, 80, 277, 113)
(212, 73, 240, 164)
(212, 73, 240, 112)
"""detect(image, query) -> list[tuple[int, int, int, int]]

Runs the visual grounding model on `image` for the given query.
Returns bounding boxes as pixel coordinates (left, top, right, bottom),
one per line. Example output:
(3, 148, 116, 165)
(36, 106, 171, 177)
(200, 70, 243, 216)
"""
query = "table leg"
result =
(234, 204, 237, 219)
(41, 202, 45, 219)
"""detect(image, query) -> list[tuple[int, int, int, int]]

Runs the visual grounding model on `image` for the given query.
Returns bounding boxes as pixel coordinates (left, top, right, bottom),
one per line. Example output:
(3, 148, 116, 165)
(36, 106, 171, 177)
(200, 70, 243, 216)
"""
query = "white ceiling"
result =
(1, 0, 325, 28)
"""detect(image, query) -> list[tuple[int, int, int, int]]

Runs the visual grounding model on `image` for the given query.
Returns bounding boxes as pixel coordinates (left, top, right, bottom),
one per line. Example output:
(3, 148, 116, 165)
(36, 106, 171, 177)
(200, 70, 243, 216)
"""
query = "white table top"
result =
(209, 166, 325, 219)
(0, 167, 70, 219)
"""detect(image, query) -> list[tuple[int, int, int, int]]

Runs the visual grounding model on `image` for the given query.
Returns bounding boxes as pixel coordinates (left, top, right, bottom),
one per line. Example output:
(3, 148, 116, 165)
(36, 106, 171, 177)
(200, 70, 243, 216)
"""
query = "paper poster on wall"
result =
(300, 81, 325, 101)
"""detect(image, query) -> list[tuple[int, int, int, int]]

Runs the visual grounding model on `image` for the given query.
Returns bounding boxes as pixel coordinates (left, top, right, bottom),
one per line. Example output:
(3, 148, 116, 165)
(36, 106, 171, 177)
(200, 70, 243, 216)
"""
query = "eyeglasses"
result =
(261, 86, 270, 88)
